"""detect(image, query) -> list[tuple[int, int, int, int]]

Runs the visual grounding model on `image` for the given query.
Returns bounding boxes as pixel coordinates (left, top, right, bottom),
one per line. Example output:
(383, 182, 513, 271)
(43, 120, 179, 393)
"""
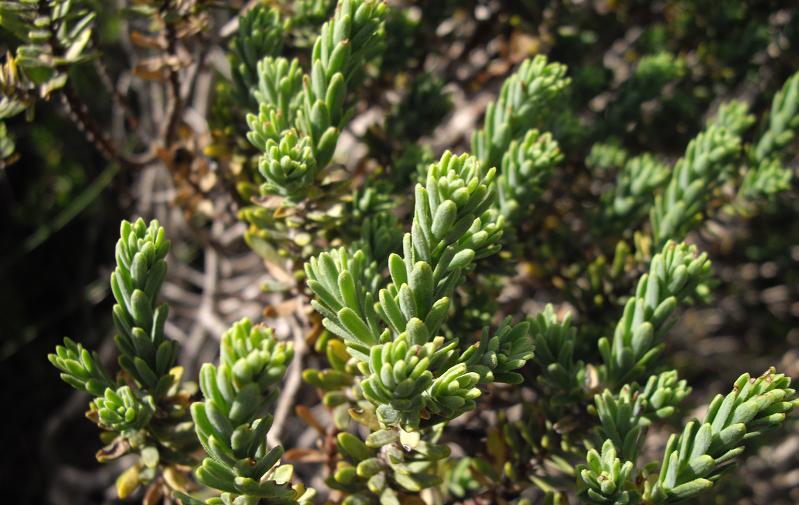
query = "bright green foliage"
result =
(646, 369, 798, 503)
(634, 52, 685, 84)
(299, 147, 533, 500)
(529, 305, 582, 400)
(53, 218, 177, 401)
(247, 0, 387, 200)
(464, 316, 534, 385)
(327, 429, 451, 503)
(111, 219, 178, 398)
(740, 157, 793, 199)
(740, 72, 799, 199)
(364, 331, 480, 427)
(469, 55, 568, 250)
(754, 72, 799, 162)
(33, 3, 799, 504)
(49, 337, 115, 397)
(236, 0, 392, 274)
(218, 318, 294, 390)
(593, 373, 689, 463)
(650, 126, 742, 245)
(92, 386, 155, 434)
(405, 151, 504, 268)
(257, 129, 318, 197)
(593, 387, 646, 463)
(709, 100, 755, 136)
(577, 440, 638, 505)
(305, 151, 527, 430)
(601, 154, 670, 227)
(599, 242, 712, 387)
(632, 53, 685, 91)
(49, 219, 199, 499)
(636, 370, 691, 421)
(305, 247, 383, 361)
(587, 142, 629, 174)
(308, 152, 504, 361)
(245, 54, 308, 198)
(293, 34, 797, 499)
(251, 57, 304, 136)
(229, 6, 287, 109)
(498, 129, 563, 221)
(187, 319, 312, 505)
(472, 55, 570, 170)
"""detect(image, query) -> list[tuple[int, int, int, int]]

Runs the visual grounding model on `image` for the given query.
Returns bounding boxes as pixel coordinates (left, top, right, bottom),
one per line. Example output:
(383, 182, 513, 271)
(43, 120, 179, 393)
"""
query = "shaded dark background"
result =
(0, 106, 123, 503)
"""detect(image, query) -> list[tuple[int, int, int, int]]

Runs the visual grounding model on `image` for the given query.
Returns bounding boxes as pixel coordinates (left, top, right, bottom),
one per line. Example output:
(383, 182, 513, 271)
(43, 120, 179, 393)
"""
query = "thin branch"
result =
(160, 3, 184, 146)
(91, 33, 140, 132)
(60, 69, 158, 169)
(268, 312, 307, 446)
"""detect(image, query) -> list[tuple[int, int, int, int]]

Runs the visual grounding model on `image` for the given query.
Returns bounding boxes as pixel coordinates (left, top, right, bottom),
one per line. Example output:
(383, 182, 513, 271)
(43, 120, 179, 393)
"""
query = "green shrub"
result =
(2, 0, 796, 504)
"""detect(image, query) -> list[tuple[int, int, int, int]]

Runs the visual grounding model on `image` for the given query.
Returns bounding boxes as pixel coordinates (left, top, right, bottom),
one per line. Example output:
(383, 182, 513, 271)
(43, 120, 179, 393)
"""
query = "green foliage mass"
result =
(4, 0, 793, 504)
